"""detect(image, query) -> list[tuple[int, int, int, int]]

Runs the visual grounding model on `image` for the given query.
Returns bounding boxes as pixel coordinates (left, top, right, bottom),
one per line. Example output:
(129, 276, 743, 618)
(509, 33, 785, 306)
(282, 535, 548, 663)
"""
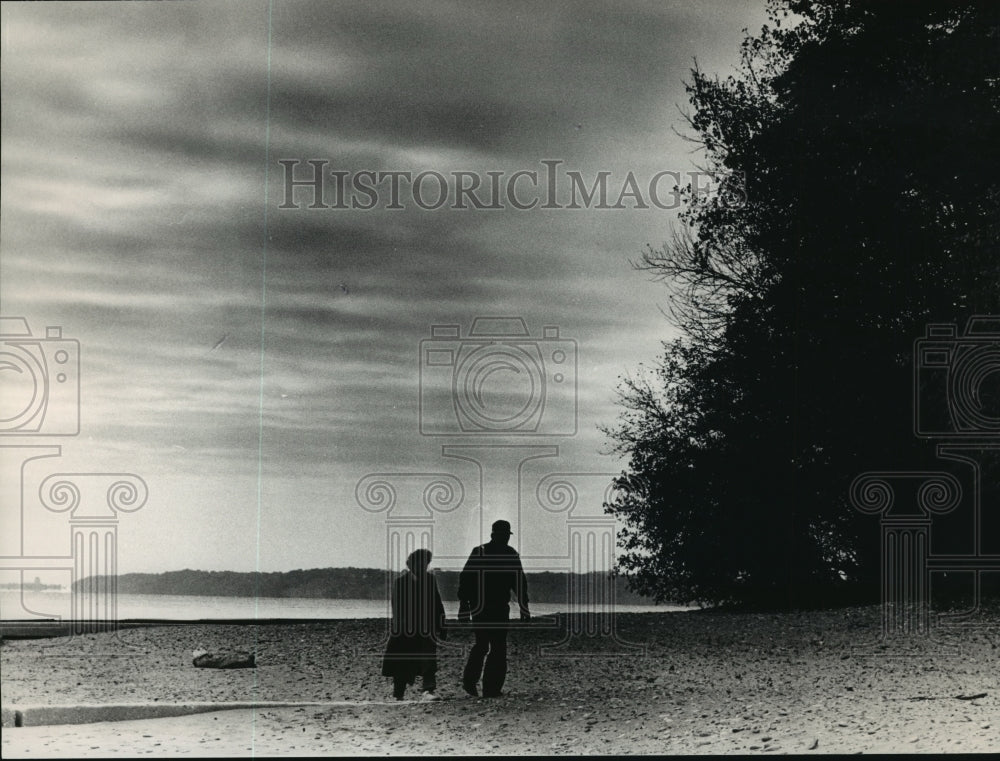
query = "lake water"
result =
(0, 589, 689, 621)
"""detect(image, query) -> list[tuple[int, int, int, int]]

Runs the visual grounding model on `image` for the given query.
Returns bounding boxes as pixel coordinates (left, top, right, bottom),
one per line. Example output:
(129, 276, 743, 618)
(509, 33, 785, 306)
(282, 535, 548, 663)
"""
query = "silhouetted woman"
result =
(381, 548, 446, 700)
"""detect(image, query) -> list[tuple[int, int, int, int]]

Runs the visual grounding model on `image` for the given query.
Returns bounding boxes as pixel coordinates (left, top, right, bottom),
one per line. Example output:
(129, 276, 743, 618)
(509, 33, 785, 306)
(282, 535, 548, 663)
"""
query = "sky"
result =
(0, 0, 768, 583)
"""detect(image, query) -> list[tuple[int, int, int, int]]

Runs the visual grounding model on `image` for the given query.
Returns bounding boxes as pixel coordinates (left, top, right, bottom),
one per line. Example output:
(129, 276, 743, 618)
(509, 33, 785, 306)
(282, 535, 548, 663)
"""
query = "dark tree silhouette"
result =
(605, 0, 1000, 609)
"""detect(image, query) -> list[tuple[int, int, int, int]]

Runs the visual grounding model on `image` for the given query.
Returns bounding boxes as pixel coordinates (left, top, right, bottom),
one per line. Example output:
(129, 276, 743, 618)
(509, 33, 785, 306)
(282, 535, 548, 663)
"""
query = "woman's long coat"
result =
(380, 570, 446, 682)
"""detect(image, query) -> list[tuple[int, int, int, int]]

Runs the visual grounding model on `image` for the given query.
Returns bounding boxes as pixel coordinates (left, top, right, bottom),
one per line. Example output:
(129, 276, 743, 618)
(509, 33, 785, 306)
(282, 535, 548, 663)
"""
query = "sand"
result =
(2, 606, 998, 755)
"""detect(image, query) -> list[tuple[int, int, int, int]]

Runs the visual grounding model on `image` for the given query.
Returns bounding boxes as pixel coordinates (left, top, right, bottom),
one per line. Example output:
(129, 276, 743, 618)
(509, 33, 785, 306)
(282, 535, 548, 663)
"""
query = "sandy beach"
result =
(2, 606, 997, 756)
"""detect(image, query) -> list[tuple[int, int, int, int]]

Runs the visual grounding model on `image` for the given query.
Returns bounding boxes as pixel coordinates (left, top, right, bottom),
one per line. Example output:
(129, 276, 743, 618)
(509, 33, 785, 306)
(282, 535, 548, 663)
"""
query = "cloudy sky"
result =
(0, 0, 766, 578)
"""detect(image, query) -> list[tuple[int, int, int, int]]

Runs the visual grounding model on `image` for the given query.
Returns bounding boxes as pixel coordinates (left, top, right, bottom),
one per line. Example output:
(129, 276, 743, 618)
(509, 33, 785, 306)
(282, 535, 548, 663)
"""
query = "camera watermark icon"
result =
(0, 317, 80, 436)
(419, 318, 577, 437)
(357, 316, 645, 659)
(915, 316, 1000, 437)
(852, 315, 1000, 645)
(0, 317, 148, 639)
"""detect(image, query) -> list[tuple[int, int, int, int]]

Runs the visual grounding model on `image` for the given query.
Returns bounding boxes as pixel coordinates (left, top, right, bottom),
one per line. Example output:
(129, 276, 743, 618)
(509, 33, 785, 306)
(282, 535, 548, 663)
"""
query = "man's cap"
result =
(491, 519, 513, 536)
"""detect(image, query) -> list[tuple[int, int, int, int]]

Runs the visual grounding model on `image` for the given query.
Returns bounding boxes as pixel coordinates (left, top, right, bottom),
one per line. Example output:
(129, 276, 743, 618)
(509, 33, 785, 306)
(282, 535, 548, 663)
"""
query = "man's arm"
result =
(513, 554, 530, 621)
(457, 549, 479, 622)
(430, 574, 447, 640)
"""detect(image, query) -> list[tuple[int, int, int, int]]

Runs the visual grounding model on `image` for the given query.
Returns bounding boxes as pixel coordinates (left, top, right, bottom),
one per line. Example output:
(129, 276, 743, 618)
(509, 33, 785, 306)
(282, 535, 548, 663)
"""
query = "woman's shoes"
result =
(420, 691, 442, 701)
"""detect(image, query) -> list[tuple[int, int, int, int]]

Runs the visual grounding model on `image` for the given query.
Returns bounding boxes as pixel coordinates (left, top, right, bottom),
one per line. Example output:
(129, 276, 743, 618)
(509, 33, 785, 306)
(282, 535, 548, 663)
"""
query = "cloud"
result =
(1, 0, 766, 572)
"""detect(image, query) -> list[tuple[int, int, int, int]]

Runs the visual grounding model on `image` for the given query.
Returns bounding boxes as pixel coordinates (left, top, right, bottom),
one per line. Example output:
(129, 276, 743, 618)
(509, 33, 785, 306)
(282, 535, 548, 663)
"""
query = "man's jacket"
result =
(458, 541, 529, 618)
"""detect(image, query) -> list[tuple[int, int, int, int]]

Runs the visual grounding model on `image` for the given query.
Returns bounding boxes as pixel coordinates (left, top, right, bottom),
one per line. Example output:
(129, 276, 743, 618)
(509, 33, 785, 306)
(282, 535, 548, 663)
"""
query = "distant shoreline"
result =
(0, 584, 64, 591)
(0, 608, 693, 640)
(67, 567, 658, 605)
(0, 594, 690, 639)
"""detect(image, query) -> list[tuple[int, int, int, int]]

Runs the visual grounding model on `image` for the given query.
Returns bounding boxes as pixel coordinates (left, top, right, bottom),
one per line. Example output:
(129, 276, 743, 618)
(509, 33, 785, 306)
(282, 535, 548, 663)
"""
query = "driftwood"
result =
(191, 649, 256, 668)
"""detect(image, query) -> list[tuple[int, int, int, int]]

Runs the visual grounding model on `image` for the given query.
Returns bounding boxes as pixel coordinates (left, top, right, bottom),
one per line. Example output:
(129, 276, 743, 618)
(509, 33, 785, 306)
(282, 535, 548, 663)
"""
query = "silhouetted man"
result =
(458, 519, 530, 698)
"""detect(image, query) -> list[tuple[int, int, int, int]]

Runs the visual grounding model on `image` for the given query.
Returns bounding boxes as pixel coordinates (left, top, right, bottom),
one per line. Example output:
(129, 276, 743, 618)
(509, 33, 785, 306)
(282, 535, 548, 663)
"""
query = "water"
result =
(0, 589, 688, 621)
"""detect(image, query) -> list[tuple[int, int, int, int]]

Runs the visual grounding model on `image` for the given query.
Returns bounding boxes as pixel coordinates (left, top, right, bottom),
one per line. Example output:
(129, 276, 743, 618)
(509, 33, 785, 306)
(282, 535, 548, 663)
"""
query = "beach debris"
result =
(808, 738, 819, 750)
(906, 692, 988, 702)
(192, 649, 256, 668)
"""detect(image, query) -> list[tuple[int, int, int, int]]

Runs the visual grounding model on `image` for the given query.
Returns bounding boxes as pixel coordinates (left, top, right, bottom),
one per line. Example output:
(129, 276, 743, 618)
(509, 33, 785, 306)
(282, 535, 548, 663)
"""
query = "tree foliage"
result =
(605, 0, 1000, 608)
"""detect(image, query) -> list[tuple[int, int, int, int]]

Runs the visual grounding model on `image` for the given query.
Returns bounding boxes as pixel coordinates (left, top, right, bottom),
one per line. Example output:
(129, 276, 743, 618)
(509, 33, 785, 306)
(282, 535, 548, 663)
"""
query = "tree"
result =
(604, 0, 1000, 609)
